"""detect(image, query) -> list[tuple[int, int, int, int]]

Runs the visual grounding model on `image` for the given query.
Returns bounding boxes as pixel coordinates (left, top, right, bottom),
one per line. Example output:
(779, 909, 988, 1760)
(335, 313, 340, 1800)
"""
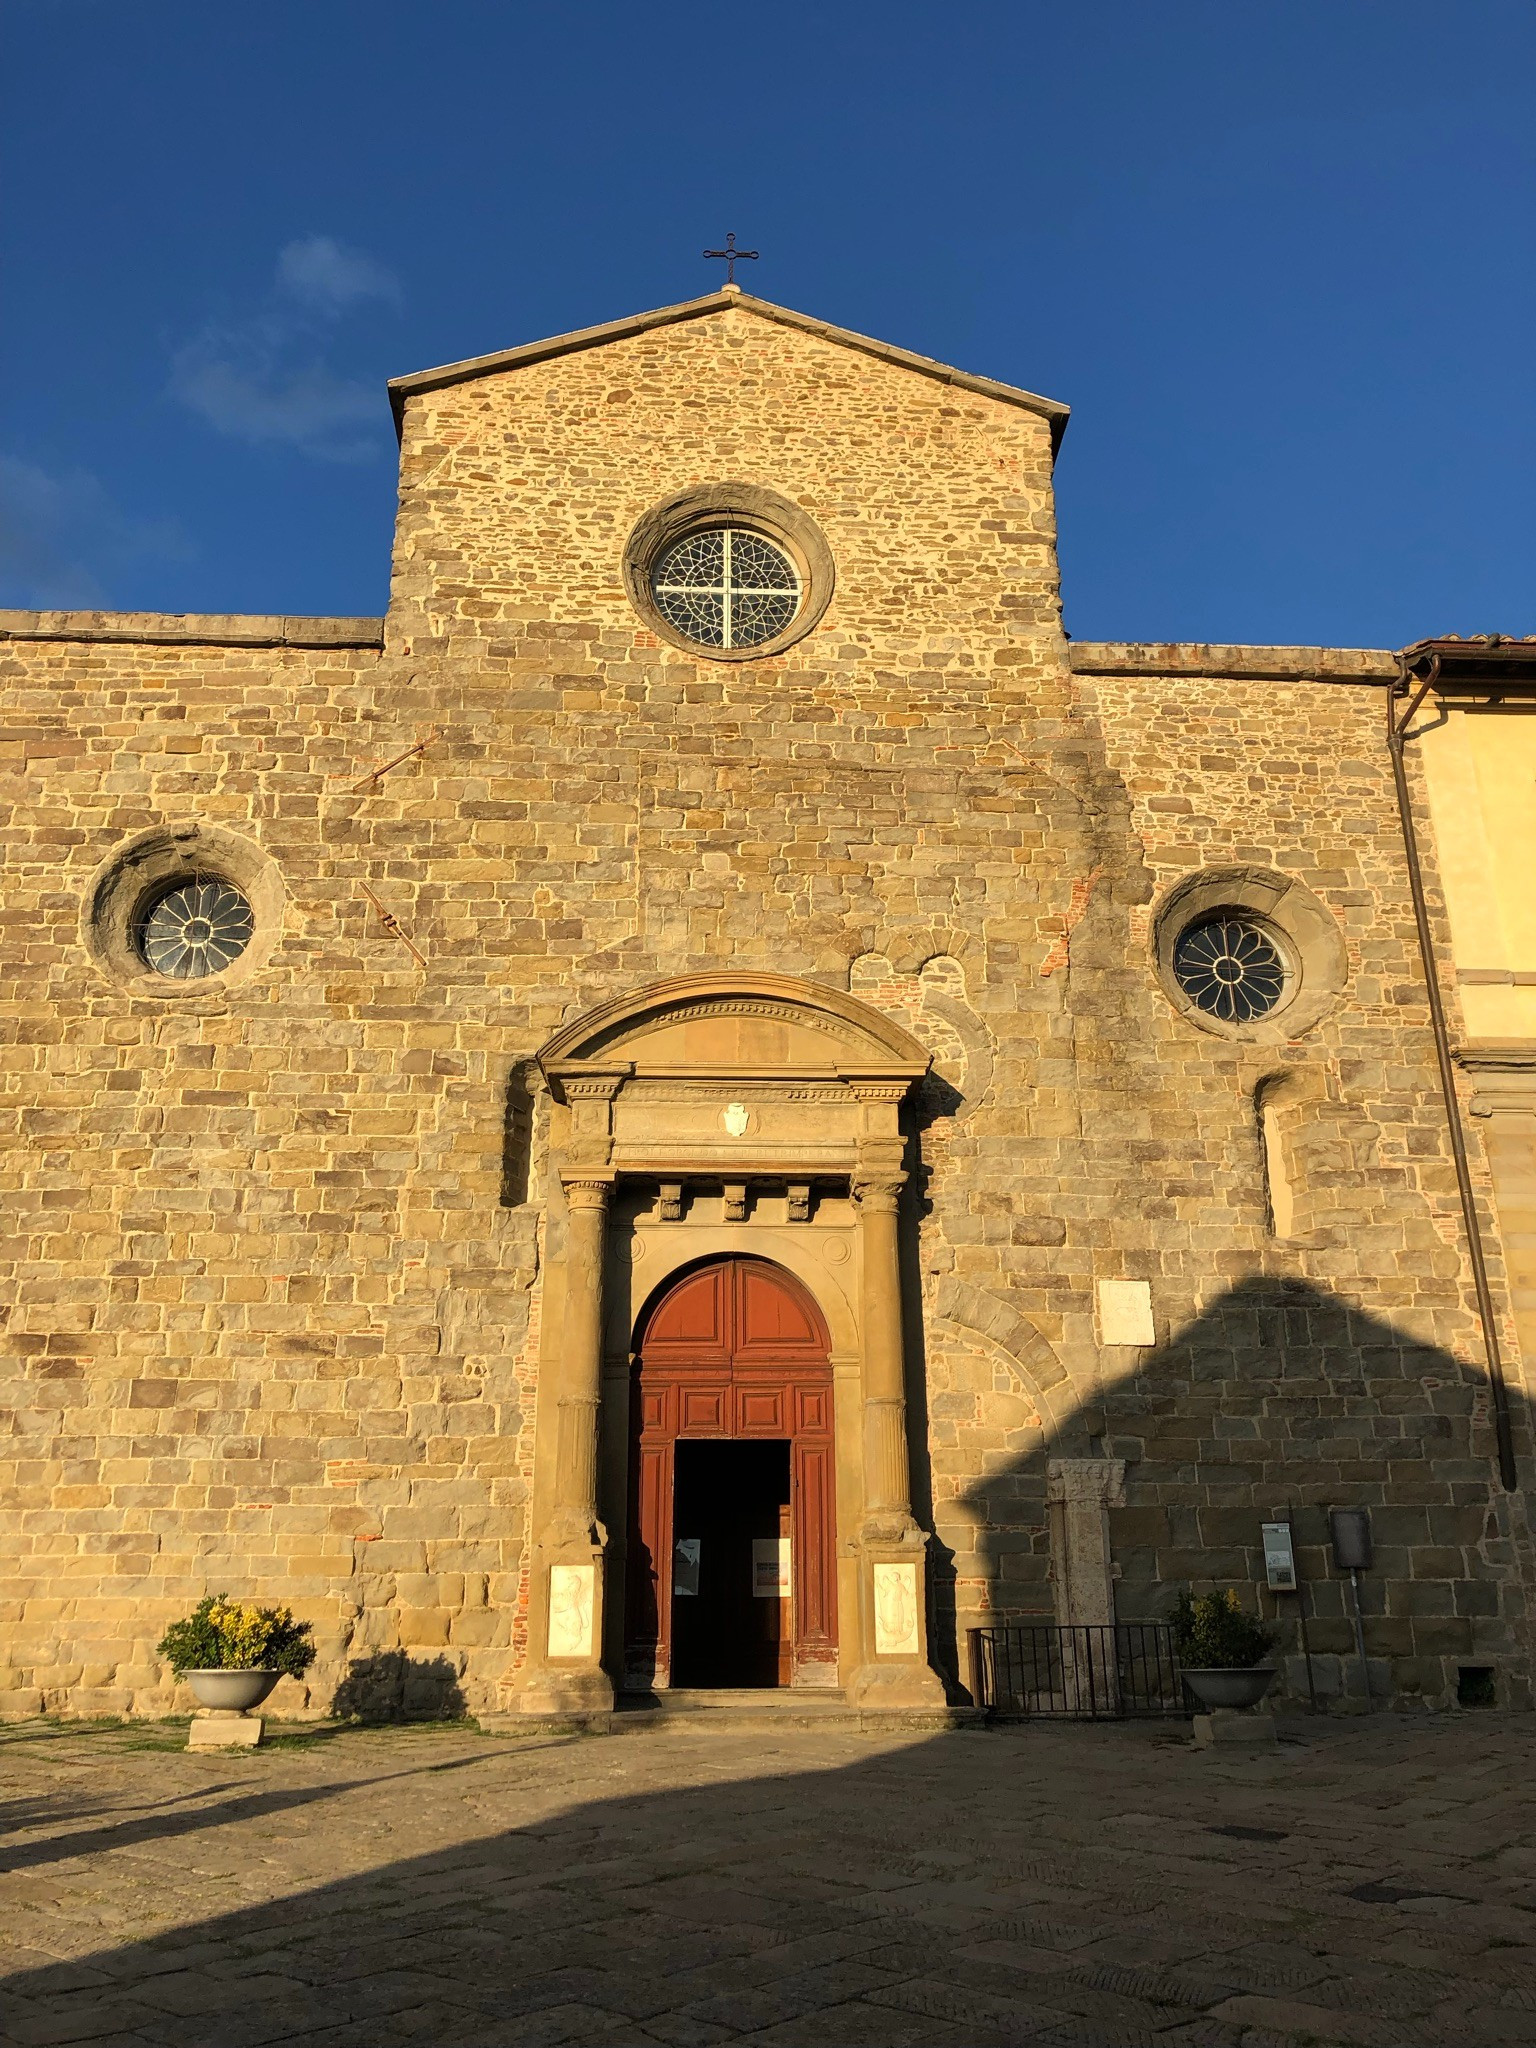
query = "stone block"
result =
(1192, 1710, 1278, 1749)
(188, 1711, 263, 1749)
(398, 1608, 451, 1647)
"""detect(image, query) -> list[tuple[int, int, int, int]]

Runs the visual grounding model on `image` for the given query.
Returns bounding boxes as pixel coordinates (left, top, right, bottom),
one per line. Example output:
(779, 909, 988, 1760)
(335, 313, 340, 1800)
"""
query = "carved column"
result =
(1046, 1457, 1126, 1715)
(551, 1178, 610, 1547)
(1046, 1457, 1126, 1629)
(518, 1173, 615, 1716)
(855, 1177, 915, 1535)
(848, 1171, 945, 1709)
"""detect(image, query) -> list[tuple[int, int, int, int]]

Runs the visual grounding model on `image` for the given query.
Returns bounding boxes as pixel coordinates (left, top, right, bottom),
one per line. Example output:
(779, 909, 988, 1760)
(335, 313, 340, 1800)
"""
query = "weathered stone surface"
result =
(0, 293, 1530, 1720)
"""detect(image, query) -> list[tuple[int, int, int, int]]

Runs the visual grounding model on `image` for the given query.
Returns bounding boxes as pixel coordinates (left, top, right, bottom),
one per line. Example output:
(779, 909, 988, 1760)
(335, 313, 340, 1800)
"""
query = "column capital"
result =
(852, 1175, 905, 1214)
(1045, 1456, 1126, 1510)
(562, 1175, 614, 1213)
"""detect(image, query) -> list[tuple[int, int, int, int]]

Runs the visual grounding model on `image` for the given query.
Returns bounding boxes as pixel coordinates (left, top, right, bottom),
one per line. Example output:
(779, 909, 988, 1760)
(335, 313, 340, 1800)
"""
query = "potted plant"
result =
(157, 1594, 316, 1714)
(1173, 1589, 1278, 1710)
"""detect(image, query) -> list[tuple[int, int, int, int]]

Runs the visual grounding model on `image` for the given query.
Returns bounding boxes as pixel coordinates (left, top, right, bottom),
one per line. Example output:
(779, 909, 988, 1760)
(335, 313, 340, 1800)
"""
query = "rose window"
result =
(138, 880, 255, 979)
(649, 527, 801, 650)
(1172, 915, 1287, 1024)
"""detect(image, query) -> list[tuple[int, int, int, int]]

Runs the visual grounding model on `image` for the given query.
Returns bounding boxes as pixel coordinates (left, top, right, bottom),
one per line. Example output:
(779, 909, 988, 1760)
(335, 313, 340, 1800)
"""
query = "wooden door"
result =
(625, 1257, 837, 1690)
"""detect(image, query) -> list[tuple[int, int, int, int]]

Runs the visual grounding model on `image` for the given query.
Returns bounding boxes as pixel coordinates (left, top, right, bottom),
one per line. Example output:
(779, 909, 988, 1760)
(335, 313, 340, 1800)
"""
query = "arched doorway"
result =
(625, 1256, 838, 1692)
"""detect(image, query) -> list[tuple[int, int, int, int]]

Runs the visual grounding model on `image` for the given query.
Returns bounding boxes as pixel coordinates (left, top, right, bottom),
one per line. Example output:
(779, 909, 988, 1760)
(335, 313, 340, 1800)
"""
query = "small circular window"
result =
(138, 879, 255, 979)
(624, 484, 834, 660)
(650, 526, 801, 651)
(1172, 915, 1288, 1024)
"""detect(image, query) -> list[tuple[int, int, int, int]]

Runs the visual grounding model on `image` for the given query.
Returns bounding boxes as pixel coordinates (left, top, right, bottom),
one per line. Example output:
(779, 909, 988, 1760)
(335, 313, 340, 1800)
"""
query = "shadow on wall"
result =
(922, 1275, 1531, 1714)
(330, 1652, 468, 1724)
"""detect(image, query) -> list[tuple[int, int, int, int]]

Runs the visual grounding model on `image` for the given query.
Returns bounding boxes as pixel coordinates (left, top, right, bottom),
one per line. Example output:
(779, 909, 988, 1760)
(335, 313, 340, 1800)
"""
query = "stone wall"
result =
(1, 299, 1529, 1719)
(1062, 651, 1534, 1708)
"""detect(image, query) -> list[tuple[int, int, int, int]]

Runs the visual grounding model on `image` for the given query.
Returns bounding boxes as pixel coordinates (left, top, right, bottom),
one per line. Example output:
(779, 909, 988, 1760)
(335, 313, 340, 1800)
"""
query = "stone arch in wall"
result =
(921, 1282, 1092, 1673)
(927, 1278, 1075, 1434)
(847, 948, 995, 1110)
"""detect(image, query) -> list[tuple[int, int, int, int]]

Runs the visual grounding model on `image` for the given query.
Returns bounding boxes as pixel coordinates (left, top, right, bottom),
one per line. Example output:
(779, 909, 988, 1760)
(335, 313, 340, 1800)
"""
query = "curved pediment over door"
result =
(538, 971, 930, 1178)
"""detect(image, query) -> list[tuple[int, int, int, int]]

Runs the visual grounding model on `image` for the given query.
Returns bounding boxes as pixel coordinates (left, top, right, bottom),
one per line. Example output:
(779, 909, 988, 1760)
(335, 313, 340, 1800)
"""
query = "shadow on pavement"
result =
(2, 1716, 1531, 2048)
(0, 1742, 507, 1881)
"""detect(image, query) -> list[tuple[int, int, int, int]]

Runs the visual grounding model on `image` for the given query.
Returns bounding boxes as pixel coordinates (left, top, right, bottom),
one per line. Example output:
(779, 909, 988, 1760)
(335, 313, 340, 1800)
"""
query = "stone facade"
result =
(1, 289, 1531, 1721)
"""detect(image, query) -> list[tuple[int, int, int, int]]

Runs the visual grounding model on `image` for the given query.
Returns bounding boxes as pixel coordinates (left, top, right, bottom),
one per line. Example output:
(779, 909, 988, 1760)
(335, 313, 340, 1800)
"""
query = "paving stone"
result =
(3, 1718, 1535, 2048)
(735, 2001, 983, 2046)
(1207, 1993, 1402, 2045)
(863, 1974, 1071, 2035)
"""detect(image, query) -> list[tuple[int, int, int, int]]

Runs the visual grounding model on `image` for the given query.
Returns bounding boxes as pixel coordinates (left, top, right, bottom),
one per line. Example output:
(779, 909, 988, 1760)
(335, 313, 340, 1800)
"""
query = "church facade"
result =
(3, 287, 1534, 1722)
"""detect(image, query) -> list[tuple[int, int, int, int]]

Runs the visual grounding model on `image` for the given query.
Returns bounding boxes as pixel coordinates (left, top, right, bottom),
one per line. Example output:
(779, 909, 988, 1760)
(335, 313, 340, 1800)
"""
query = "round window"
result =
(1172, 915, 1288, 1024)
(649, 526, 801, 651)
(138, 879, 255, 979)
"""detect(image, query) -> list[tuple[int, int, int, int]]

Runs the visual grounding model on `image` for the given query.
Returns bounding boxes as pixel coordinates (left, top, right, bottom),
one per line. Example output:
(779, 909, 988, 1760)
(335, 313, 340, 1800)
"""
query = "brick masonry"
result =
(1, 296, 1530, 1718)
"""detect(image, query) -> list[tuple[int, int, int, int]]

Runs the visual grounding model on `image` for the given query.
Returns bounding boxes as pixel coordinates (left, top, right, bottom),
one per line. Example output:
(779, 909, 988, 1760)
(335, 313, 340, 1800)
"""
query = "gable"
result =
(388, 289, 1069, 455)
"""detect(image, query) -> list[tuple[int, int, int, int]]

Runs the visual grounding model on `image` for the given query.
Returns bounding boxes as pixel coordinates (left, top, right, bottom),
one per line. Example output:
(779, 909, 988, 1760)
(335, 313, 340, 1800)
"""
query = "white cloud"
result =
(170, 339, 381, 460)
(169, 236, 400, 462)
(0, 456, 189, 609)
(277, 235, 401, 314)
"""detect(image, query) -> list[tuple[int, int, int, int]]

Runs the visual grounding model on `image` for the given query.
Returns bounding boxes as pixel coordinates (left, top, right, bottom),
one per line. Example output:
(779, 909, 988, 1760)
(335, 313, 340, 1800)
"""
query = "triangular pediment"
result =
(388, 290, 1069, 453)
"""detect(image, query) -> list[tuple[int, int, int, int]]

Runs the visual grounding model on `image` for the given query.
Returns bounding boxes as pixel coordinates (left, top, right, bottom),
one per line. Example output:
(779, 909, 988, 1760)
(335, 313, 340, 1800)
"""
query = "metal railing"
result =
(968, 1623, 1186, 1720)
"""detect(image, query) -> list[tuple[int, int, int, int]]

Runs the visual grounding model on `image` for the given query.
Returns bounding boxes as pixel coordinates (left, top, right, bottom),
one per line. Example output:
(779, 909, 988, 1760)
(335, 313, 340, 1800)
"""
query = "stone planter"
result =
(1183, 1666, 1276, 1712)
(186, 1668, 281, 1713)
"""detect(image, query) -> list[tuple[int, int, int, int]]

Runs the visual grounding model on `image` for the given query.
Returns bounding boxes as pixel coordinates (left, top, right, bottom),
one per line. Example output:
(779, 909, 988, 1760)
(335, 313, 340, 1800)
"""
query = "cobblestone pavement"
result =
(2, 1714, 1534, 2047)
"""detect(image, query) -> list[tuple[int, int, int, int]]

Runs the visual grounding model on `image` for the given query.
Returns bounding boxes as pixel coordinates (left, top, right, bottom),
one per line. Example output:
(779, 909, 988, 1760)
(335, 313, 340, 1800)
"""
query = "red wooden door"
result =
(626, 1257, 837, 1690)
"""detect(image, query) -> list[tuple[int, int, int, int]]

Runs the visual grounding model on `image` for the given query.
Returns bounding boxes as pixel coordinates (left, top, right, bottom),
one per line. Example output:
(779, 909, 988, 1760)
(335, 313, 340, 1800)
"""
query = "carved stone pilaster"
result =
(1046, 1457, 1126, 1629)
(852, 1175, 911, 1533)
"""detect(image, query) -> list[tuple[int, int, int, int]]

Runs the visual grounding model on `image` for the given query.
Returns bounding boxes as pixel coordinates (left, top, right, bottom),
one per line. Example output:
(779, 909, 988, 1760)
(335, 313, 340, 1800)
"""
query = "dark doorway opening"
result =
(625, 1255, 838, 1692)
(671, 1439, 791, 1688)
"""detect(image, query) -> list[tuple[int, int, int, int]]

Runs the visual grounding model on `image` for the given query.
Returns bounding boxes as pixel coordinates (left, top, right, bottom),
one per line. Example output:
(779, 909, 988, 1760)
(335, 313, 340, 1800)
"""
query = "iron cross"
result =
(704, 232, 758, 285)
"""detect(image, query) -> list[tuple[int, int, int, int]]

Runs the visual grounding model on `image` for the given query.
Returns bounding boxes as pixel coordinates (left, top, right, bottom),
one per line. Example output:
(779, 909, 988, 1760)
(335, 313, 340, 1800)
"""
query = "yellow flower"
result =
(209, 1598, 295, 1668)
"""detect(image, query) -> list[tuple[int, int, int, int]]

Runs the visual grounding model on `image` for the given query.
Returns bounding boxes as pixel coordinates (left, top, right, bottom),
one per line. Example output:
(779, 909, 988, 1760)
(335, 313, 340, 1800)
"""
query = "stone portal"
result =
(509, 971, 949, 1717)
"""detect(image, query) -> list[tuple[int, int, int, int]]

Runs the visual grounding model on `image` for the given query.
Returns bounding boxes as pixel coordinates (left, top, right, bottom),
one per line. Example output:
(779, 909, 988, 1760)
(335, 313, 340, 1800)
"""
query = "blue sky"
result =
(3, 1, 1531, 645)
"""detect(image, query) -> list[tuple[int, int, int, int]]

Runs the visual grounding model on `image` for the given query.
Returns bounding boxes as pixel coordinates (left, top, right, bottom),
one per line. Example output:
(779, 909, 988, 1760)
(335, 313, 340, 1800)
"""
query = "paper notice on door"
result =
(673, 1537, 701, 1597)
(752, 1537, 791, 1597)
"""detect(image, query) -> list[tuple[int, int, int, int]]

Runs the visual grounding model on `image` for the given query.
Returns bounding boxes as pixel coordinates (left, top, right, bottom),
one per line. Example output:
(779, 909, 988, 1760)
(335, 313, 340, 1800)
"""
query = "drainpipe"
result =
(1386, 653, 1517, 1490)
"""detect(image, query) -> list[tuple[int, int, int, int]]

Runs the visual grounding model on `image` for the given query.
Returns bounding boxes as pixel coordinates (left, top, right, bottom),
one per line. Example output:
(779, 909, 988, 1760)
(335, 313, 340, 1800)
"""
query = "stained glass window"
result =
(651, 527, 800, 649)
(1173, 916, 1287, 1023)
(139, 879, 255, 979)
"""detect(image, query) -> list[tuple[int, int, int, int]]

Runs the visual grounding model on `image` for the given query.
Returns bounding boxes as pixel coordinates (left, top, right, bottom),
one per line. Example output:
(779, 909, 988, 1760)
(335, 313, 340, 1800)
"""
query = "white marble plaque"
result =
(872, 1562, 920, 1656)
(1096, 1277, 1155, 1347)
(547, 1564, 595, 1659)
